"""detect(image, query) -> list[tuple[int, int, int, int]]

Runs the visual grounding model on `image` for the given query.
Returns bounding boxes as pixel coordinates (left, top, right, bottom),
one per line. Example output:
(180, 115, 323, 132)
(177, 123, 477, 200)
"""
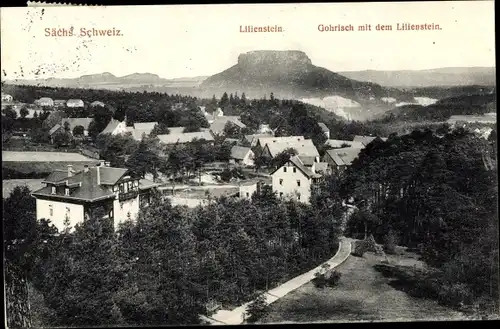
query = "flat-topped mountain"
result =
(199, 50, 411, 102)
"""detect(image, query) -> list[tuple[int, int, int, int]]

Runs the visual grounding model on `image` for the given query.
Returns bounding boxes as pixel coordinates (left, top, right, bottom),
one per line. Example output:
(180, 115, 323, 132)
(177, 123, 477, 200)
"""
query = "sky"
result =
(0, 1, 495, 80)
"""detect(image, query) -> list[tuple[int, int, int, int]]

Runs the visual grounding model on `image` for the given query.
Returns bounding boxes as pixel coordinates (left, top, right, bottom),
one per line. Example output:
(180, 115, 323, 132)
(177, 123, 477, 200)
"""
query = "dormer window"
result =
(51, 186, 56, 194)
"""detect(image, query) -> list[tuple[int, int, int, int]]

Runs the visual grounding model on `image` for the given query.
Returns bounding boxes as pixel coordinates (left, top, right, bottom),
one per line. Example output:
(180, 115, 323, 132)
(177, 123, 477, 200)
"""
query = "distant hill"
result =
(380, 93, 497, 122)
(6, 73, 208, 89)
(338, 67, 496, 88)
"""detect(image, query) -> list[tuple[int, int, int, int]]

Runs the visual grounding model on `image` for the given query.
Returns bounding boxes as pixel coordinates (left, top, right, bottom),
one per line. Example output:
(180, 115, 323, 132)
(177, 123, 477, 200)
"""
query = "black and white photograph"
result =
(1, 1, 498, 327)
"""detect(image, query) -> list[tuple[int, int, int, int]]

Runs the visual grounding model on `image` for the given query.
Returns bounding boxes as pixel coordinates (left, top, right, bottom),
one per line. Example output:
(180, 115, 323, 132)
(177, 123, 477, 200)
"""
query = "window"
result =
(49, 205, 53, 216)
(297, 194, 301, 200)
(283, 167, 287, 173)
(279, 179, 283, 185)
(65, 188, 70, 196)
(246, 192, 249, 197)
(119, 184, 124, 193)
(293, 167, 297, 173)
(297, 180, 301, 187)
(109, 210, 113, 218)
(120, 203, 124, 210)
(51, 186, 56, 194)
(279, 192, 283, 198)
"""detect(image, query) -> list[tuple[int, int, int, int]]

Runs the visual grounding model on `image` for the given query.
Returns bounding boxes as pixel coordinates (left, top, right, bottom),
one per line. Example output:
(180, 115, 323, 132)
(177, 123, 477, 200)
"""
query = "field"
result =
(3, 179, 45, 197)
(259, 250, 468, 323)
(2, 151, 96, 162)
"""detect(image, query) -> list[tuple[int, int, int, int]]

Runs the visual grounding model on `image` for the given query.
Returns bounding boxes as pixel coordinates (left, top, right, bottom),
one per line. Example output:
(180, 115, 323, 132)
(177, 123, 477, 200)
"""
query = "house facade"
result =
(35, 97, 54, 107)
(271, 155, 321, 204)
(31, 162, 158, 232)
(239, 180, 263, 200)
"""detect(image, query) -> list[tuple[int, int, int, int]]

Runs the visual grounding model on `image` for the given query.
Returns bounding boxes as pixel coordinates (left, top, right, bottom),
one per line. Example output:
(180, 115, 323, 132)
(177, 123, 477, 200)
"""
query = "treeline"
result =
(380, 93, 496, 122)
(340, 127, 498, 311)
(4, 182, 343, 327)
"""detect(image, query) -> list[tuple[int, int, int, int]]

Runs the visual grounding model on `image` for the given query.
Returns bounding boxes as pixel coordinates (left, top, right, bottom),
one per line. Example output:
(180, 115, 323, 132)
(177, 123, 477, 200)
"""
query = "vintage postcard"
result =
(1, 1, 497, 327)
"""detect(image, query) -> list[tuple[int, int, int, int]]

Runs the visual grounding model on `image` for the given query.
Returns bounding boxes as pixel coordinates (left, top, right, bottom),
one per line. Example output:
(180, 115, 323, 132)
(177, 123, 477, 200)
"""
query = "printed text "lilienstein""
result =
(45, 27, 123, 37)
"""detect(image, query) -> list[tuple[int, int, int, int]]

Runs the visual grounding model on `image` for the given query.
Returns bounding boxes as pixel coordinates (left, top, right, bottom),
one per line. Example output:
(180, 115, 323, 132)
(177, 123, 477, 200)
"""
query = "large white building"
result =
(31, 161, 158, 232)
(271, 155, 322, 204)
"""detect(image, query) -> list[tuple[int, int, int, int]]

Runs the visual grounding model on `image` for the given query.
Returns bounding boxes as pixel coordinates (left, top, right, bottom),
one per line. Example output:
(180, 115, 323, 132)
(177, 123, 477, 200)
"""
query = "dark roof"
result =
(99, 167, 128, 185)
(48, 124, 62, 136)
(298, 156, 317, 166)
(43, 170, 72, 183)
(231, 146, 252, 160)
(318, 122, 329, 133)
(32, 167, 115, 202)
(325, 148, 363, 166)
(270, 155, 321, 179)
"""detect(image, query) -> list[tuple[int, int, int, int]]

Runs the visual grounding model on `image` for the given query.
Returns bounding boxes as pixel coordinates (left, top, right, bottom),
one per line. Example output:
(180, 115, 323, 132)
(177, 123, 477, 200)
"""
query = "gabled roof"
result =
(133, 122, 158, 132)
(265, 138, 319, 158)
(48, 124, 62, 136)
(314, 162, 329, 173)
(318, 122, 329, 133)
(100, 119, 122, 135)
(99, 167, 129, 185)
(231, 146, 253, 160)
(209, 116, 246, 135)
(157, 131, 214, 145)
(42, 169, 72, 183)
(90, 101, 105, 107)
(353, 135, 388, 146)
(131, 129, 150, 141)
(271, 155, 321, 179)
(325, 139, 365, 149)
(244, 133, 273, 144)
(66, 99, 84, 106)
(325, 147, 363, 166)
(298, 156, 317, 166)
(38, 97, 53, 102)
(257, 135, 305, 148)
(61, 117, 93, 130)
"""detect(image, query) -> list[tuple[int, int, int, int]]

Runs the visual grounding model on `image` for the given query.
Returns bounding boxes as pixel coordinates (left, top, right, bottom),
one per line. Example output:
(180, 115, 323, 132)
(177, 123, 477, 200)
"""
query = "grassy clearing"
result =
(259, 251, 468, 323)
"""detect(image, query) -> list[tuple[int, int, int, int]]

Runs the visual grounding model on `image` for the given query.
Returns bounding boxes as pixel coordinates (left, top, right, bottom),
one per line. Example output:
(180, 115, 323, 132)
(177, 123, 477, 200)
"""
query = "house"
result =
(90, 101, 105, 107)
(48, 124, 63, 143)
(353, 135, 388, 147)
(66, 99, 85, 108)
(239, 179, 264, 200)
(133, 122, 158, 133)
(1, 93, 13, 102)
(313, 162, 330, 175)
(35, 97, 54, 107)
(256, 136, 305, 149)
(323, 147, 363, 176)
(31, 161, 159, 232)
(204, 107, 224, 123)
(271, 155, 322, 204)
(100, 119, 129, 136)
(325, 139, 365, 149)
(157, 131, 215, 145)
(230, 146, 255, 167)
(261, 137, 320, 163)
(53, 100, 67, 108)
(61, 117, 93, 136)
(318, 122, 330, 139)
(244, 133, 274, 147)
(209, 116, 246, 136)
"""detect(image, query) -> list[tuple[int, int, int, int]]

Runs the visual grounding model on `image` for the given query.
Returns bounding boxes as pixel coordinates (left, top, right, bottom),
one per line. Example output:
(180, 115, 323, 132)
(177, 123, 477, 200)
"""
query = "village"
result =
(0, 91, 406, 232)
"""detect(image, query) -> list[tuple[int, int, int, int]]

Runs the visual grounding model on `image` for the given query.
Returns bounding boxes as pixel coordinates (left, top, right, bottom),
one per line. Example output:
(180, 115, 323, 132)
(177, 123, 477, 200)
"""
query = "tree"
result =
(73, 125, 85, 136)
(222, 121, 240, 138)
(20, 106, 29, 119)
(125, 138, 163, 180)
(150, 123, 170, 137)
(53, 131, 73, 148)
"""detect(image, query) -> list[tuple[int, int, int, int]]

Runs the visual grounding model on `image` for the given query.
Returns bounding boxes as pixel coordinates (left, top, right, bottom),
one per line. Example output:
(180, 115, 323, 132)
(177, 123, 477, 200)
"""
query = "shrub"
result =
(245, 294, 269, 323)
(325, 270, 342, 287)
(312, 272, 327, 289)
(383, 230, 399, 255)
(437, 283, 474, 307)
(220, 169, 232, 182)
(352, 240, 369, 257)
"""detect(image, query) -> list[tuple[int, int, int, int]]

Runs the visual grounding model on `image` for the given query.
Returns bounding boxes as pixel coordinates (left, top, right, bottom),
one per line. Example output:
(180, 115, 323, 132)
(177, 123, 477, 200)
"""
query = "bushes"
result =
(312, 264, 342, 289)
(383, 230, 399, 255)
(245, 294, 269, 323)
(438, 283, 474, 307)
(352, 240, 369, 257)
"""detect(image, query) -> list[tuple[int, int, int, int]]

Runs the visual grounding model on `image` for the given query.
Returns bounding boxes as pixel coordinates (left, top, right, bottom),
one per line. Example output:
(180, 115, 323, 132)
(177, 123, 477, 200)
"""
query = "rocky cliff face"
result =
(237, 50, 312, 75)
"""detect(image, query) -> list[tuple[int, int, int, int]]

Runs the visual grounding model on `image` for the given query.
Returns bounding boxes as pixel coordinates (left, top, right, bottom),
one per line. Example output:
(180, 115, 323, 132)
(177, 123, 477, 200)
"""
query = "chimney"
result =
(105, 161, 111, 167)
(97, 164, 101, 185)
(67, 165, 73, 177)
(84, 165, 89, 173)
